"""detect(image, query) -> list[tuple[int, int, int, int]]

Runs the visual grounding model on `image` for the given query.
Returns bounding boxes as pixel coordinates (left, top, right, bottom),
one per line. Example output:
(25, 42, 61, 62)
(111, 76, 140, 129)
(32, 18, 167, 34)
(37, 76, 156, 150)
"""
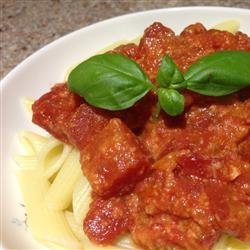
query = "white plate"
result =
(1, 6, 250, 250)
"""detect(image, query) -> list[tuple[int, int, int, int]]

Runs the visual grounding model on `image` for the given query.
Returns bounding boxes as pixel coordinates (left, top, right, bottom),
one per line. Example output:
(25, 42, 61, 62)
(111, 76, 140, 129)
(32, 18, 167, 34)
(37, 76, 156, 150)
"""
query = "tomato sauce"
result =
(115, 22, 250, 81)
(32, 22, 250, 250)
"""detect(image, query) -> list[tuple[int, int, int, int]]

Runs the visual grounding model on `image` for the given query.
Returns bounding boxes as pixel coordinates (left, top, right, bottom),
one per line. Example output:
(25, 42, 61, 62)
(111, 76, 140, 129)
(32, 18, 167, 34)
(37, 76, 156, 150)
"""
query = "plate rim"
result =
(1, 6, 250, 90)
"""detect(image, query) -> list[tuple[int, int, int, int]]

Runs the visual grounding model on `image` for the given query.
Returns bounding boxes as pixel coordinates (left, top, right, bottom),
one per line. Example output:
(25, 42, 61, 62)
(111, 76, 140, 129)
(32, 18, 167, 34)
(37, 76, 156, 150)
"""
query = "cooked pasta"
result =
(45, 149, 82, 211)
(38, 138, 73, 179)
(18, 131, 48, 154)
(72, 176, 92, 225)
(16, 124, 250, 250)
(212, 20, 240, 34)
(17, 168, 82, 249)
(21, 97, 34, 114)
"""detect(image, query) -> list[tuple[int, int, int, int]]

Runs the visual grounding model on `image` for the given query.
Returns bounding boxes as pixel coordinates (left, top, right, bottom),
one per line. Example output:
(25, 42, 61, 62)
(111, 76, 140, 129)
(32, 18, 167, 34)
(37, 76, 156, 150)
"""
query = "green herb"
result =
(158, 88, 184, 116)
(156, 55, 184, 88)
(68, 50, 250, 116)
(184, 50, 250, 96)
(68, 54, 154, 110)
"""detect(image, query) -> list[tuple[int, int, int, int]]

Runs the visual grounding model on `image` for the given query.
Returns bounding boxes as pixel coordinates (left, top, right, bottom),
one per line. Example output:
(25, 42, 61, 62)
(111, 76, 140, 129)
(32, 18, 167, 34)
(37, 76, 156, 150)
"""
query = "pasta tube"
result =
(212, 234, 250, 250)
(72, 176, 92, 225)
(14, 155, 37, 170)
(17, 169, 82, 249)
(226, 236, 250, 250)
(45, 149, 82, 211)
(115, 234, 141, 250)
(18, 131, 48, 155)
(65, 211, 85, 242)
(213, 20, 240, 34)
(37, 137, 72, 178)
(21, 97, 34, 114)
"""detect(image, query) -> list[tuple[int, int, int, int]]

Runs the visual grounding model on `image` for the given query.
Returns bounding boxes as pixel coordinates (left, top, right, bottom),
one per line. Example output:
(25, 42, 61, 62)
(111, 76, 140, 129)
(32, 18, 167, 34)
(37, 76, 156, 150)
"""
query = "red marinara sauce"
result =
(32, 22, 250, 250)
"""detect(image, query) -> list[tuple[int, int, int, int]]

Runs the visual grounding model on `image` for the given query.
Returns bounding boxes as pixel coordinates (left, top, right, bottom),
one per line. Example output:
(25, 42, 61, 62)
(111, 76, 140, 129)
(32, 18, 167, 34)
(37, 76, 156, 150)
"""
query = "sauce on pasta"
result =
(28, 22, 250, 250)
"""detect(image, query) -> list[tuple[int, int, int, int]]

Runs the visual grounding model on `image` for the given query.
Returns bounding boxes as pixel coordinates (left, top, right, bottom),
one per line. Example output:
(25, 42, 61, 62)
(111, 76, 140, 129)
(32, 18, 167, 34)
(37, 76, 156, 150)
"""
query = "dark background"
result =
(1, 0, 250, 78)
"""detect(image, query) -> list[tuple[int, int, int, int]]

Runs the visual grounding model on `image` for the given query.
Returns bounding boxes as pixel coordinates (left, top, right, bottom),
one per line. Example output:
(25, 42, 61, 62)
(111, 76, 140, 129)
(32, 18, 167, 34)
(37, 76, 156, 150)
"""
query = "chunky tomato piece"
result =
(66, 102, 110, 150)
(84, 197, 130, 244)
(32, 83, 82, 143)
(113, 43, 140, 61)
(81, 118, 151, 197)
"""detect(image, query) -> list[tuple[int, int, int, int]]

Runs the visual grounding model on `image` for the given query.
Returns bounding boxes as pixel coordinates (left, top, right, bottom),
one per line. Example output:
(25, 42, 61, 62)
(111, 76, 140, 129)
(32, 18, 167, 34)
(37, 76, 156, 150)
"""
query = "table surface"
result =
(1, 0, 250, 78)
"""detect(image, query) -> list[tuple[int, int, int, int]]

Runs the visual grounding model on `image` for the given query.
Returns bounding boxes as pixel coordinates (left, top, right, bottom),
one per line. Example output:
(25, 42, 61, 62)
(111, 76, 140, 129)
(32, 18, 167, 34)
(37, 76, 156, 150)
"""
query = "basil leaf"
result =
(157, 54, 184, 88)
(158, 88, 184, 116)
(68, 54, 153, 110)
(184, 50, 250, 96)
(186, 81, 242, 96)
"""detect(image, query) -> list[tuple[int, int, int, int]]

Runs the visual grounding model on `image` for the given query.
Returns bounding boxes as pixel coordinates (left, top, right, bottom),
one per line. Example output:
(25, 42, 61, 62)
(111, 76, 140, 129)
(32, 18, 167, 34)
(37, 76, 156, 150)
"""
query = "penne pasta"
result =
(17, 168, 82, 249)
(14, 155, 38, 170)
(225, 236, 250, 250)
(212, 234, 250, 250)
(37, 137, 72, 178)
(19, 131, 48, 155)
(21, 97, 34, 115)
(42, 240, 81, 250)
(115, 234, 141, 250)
(212, 20, 240, 34)
(72, 176, 92, 225)
(45, 149, 82, 211)
(65, 211, 85, 243)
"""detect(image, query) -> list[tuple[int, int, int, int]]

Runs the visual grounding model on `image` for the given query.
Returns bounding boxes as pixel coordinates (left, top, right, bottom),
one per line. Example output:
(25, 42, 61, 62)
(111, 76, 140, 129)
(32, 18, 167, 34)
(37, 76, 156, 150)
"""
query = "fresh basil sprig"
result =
(68, 50, 250, 116)
(68, 54, 155, 110)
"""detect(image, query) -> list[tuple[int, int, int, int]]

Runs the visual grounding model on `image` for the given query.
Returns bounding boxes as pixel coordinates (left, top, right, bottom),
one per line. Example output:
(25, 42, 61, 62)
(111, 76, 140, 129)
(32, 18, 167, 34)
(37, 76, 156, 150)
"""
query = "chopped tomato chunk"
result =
(32, 83, 82, 143)
(113, 43, 140, 61)
(84, 197, 130, 244)
(66, 103, 110, 150)
(81, 118, 151, 197)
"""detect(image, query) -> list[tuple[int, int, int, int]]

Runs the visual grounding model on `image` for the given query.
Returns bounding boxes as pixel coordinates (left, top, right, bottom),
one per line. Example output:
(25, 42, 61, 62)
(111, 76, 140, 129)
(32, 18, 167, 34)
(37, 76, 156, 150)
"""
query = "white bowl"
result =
(1, 6, 250, 250)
